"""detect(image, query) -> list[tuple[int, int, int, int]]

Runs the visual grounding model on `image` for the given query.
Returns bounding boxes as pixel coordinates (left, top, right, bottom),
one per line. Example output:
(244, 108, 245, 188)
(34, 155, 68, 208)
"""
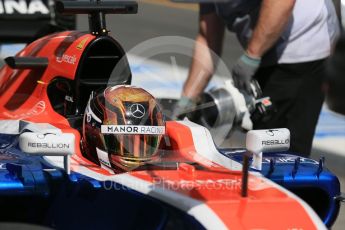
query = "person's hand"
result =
(171, 96, 198, 120)
(232, 53, 261, 94)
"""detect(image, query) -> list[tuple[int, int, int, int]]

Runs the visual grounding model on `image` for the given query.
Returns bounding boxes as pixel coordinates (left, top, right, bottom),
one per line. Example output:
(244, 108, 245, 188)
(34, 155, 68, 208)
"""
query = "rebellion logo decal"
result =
(262, 139, 290, 146)
(28, 142, 70, 149)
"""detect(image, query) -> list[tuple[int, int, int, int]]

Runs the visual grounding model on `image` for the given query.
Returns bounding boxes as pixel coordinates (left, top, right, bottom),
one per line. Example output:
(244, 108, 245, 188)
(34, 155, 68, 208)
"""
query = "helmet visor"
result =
(104, 134, 162, 168)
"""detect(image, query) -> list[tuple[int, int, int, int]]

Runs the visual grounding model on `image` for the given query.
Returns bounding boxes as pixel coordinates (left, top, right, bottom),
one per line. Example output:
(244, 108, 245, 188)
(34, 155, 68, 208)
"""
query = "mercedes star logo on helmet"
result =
(130, 104, 146, 119)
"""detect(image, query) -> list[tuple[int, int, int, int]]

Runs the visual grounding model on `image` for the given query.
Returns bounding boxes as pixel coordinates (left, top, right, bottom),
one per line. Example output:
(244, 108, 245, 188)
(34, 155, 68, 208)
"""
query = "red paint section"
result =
(130, 121, 318, 229)
(164, 121, 226, 170)
(131, 168, 318, 229)
(0, 32, 94, 119)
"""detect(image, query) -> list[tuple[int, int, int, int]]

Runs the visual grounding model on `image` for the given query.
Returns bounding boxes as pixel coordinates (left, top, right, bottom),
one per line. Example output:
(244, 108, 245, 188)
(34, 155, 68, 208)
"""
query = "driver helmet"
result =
(82, 85, 165, 171)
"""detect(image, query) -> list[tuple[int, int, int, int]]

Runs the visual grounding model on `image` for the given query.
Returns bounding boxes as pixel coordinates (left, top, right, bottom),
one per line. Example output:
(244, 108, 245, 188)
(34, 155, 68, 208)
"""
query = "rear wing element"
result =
(56, 0, 138, 36)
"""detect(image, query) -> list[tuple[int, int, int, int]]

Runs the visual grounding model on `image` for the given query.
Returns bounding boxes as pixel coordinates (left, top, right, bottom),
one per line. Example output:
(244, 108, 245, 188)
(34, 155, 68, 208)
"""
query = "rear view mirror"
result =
(246, 128, 290, 170)
(19, 132, 75, 174)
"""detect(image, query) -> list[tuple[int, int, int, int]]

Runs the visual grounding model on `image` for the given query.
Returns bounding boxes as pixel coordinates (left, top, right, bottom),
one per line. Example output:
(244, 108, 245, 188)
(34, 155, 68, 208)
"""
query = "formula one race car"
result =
(0, 1, 342, 229)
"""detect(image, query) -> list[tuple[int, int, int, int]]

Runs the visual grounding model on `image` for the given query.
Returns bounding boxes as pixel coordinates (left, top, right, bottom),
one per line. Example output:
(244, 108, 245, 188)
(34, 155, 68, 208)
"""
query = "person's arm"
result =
(246, 0, 296, 58)
(232, 0, 296, 93)
(181, 11, 225, 99)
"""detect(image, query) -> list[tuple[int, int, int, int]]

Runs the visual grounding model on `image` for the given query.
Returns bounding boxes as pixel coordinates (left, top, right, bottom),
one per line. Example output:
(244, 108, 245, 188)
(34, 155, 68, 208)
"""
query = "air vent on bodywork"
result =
(74, 36, 132, 115)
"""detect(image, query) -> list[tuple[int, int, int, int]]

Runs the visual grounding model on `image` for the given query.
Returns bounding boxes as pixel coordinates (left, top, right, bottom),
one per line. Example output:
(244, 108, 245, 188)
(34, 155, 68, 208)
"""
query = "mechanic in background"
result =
(325, 32, 345, 115)
(174, 0, 340, 157)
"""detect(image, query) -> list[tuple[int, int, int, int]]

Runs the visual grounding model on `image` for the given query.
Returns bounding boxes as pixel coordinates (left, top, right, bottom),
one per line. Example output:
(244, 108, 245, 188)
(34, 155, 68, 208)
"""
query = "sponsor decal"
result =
(129, 103, 146, 119)
(261, 98, 272, 106)
(28, 142, 70, 149)
(37, 80, 47, 85)
(99, 158, 111, 168)
(86, 113, 92, 123)
(19, 132, 75, 155)
(0, 163, 6, 170)
(2, 101, 45, 119)
(96, 147, 112, 168)
(65, 95, 74, 102)
(85, 103, 101, 123)
(262, 139, 290, 146)
(0, 0, 49, 15)
(76, 37, 89, 50)
(265, 129, 279, 136)
(101, 125, 165, 135)
(56, 54, 77, 65)
(36, 133, 52, 139)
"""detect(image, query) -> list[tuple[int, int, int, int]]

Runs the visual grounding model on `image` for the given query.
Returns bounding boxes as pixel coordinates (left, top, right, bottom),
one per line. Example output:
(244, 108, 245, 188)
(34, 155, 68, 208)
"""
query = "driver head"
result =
(82, 85, 166, 171)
